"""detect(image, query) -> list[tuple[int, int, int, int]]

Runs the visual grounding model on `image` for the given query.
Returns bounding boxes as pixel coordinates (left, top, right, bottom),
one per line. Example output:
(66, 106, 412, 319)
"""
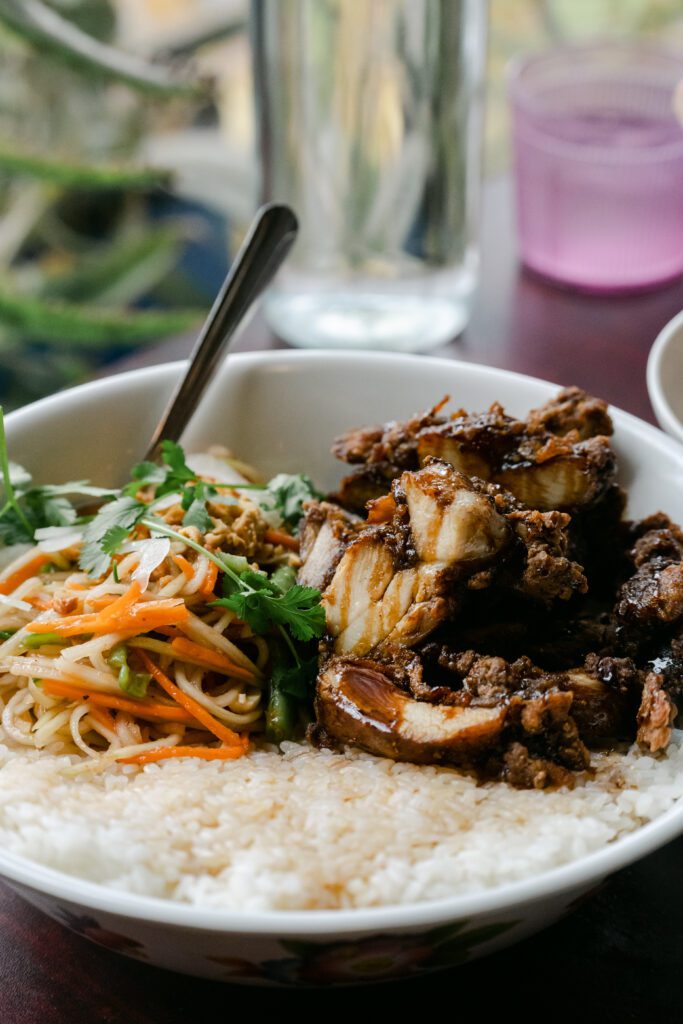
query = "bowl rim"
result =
(3, 349, 683, 936)
(647, 308, 683, 445)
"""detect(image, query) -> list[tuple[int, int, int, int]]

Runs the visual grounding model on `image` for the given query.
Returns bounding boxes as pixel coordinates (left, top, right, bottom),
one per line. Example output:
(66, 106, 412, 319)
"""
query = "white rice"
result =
(0, 735, 681, 911)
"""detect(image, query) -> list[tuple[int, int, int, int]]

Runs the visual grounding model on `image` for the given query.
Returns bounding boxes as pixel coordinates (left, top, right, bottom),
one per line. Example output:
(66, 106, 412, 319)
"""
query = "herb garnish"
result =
(0, 407, 116, 546)
(261, 474, 322, 531)
(0, 418, 326, 734)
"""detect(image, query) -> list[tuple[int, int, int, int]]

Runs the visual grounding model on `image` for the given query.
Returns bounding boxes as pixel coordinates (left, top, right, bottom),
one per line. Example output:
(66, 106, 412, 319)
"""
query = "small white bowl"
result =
(647, 309, 683, 443)
(4, 351, 683, 985)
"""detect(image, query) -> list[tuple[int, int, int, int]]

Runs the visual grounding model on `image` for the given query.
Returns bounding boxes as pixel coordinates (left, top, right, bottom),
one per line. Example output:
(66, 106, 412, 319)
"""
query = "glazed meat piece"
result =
(331, 388, 615, 514)
(313, 653, 591, 788)
(331, 399, 448, 512)
(426, 599, 614, 671)
(614, 515, 683, 658)
(415, 647, 630, 743)
(314, 656, 507, 766)
(323, 460, 511, 656)
(616, 558, 683, 630)
(628, 512, 683, 567)
(417, 407, 616, 513)
(476, 480, 588, 603)
(351, 476, 588, 607)
(525, 386, 613, 440)
(297, 501, 363, 592)
(331, 398, 448, 467)
(636, 672, 678, 753)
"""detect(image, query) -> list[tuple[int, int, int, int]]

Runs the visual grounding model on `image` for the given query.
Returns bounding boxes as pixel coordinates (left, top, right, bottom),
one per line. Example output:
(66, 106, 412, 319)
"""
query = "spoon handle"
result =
(145, 202, 298, 461)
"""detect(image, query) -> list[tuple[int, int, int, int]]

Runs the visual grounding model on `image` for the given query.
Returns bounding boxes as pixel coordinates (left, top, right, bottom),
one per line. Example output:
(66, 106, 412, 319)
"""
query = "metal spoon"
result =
(144, 202, 298, 462)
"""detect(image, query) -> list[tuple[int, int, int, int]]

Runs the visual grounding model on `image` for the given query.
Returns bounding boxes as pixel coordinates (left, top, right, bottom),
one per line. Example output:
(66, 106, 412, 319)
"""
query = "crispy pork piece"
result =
(416, 647, 630, 743)
(476, 480, 588, 602)
(637, 672, 677, 753)
(331, 399, 448, 467)
(628, 512, 683, 567)
(417, 406, 616, 513)
(323, 461, 511, 656)
(297, 501, 363, 592)
(525, 386, 613, 440)
(331, 399, 448, 512)
(614, 513, 683, 662)
(616, 558, 683, 630)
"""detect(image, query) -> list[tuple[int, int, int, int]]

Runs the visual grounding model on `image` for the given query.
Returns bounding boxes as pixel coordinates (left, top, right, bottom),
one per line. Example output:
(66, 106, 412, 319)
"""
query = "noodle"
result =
(0, 456, 303, 764)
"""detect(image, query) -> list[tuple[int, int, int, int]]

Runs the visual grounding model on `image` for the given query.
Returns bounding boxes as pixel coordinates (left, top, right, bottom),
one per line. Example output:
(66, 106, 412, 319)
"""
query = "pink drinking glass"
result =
(509, 44, 683, 293)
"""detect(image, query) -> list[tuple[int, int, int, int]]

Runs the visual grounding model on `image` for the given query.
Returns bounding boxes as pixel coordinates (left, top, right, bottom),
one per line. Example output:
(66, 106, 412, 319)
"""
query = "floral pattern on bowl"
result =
(207, 919, 520, 984)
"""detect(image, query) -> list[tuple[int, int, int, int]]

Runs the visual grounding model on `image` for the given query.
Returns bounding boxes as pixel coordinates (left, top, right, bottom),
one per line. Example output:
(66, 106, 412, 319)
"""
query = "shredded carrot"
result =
(200, 560, 219, 595)
(117, 744, 246, 765)
(172, 554, 194, 579)
(41, 680, 199, 724)
(0, 554, 50, 595)
(169, 636, 255, 682)
(96, 580, 142, 626)
(66, 582, 87, 591)
(263, 528, 300, 552)
(26, 597, 52, 610)
(154, 625, 184, 638)
(86, 704, 117, 731)
(137, 651, 247, 751)
(105, 603, 190, 635)
(26, 597, 189, 637)
(87, 595, 121, 610)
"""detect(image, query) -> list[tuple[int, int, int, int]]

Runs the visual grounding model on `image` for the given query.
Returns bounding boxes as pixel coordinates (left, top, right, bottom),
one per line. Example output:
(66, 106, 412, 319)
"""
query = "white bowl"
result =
(4, 350, 683, 986)
(647, 309, 683, 444)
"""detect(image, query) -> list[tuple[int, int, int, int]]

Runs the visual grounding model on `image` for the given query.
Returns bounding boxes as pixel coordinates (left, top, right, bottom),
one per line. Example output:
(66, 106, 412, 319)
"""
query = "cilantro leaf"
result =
(0, 508, 34, 545)
(272, 653, 319, 699)
(154, 440, 196, 498)
(266, 474, 323, 531)
(127, 443, 219, 535)
(7, 462, 31, 490)
(160, 440, 195, 478)
(214, 574, 325, 643)
(0, 405, 118, 547)
(79, 496, 146, 576)
(269, 585, 327, 641)
(101, 524, 130, 555)
(131, 460, 165, 483)
(124, 461, 166, 495)
(182, 498, 214, 532)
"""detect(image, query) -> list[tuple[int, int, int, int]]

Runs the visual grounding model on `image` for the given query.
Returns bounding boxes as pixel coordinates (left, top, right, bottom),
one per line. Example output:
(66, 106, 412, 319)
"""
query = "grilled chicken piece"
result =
(314, 656, 507, 765)
(323, 461, 510, 656)
(525, 386, 613, 440)
(321, 475, 587, 610)
(332, 399, 448, 512)
(330, 388, 616, 514)
(313, 654, 591, 785)
(297, 502, 363, 592)
(417, 406, 616, 513)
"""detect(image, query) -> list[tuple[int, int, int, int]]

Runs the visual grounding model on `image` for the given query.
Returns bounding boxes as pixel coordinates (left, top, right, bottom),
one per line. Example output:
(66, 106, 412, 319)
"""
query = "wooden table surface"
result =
(4, 179, 683, 1022)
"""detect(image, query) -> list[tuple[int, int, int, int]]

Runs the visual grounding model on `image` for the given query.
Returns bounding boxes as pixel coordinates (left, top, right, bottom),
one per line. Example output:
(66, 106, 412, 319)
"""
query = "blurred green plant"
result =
(0, 0, 217, 409)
